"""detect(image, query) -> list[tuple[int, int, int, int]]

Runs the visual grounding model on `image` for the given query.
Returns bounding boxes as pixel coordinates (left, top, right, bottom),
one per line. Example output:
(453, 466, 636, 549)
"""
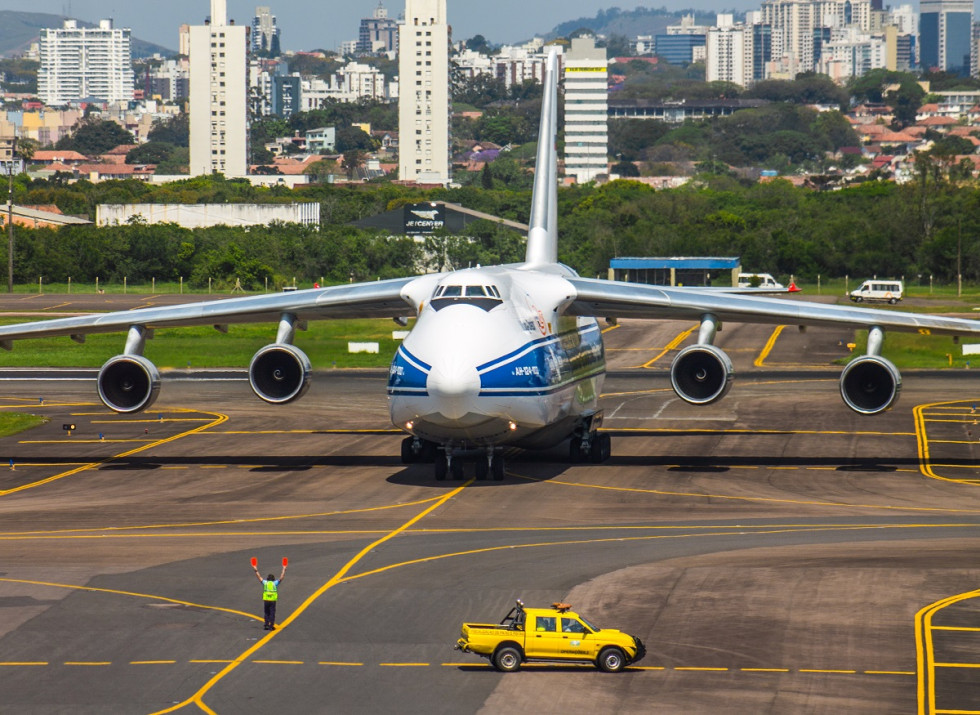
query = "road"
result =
(0, 313, 978, 714)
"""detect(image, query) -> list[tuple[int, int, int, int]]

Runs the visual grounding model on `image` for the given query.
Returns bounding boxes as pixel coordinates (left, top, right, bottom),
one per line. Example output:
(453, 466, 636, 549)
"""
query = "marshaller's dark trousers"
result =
(264, 600, 277, 628)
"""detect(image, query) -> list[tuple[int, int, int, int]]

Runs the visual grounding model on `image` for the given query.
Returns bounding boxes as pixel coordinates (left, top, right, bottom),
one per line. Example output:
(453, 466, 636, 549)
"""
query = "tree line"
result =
(5, 172, 980, 288)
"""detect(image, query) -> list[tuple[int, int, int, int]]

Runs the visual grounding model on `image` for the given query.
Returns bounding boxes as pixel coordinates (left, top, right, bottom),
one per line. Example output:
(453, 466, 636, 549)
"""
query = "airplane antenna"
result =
(523, 49, 559, 268)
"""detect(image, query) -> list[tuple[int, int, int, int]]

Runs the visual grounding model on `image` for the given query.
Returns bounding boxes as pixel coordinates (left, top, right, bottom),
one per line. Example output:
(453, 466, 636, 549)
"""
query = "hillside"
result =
(549, 7, 720, 40)
(0, 11, 173, 58)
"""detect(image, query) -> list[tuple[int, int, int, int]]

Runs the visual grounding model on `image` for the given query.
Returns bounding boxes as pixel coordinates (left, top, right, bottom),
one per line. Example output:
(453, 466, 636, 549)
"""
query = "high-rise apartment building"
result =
(398, 0, 450, 184)
(38, 19, 134, 105)
(563, 36, 607, 184)
(189, 0, 248, 177)
(706, 23, 754, 87)
(761, 0, 873, 75)
(920, 0, 972, 75)
(358, 2, 400, 55)
(252, 6, 281, 56)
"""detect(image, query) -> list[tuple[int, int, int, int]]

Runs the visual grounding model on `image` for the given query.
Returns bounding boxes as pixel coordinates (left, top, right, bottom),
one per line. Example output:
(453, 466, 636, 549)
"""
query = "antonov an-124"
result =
(2, 51, 979, 480)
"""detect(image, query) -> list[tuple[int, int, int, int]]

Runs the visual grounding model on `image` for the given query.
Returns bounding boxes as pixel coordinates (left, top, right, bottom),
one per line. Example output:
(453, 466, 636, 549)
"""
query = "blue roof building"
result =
(609, 257, 741, 287)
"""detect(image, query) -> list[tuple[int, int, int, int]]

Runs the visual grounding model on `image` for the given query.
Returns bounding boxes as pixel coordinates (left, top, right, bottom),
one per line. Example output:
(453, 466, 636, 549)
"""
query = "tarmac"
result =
(0, 297, 978, 714)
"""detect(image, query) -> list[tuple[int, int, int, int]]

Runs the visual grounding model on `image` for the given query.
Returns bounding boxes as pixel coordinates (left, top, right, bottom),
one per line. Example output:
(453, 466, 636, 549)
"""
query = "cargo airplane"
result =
(2, 51, 979, 481)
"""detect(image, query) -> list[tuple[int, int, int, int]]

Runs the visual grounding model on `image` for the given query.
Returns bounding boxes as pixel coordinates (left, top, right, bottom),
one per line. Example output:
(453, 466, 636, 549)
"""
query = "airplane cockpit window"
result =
(430, 283, 503, 312)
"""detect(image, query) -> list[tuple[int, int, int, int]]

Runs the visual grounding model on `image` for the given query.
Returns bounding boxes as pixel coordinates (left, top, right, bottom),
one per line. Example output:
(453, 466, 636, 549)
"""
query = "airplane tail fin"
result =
(523, 49, 559, 268)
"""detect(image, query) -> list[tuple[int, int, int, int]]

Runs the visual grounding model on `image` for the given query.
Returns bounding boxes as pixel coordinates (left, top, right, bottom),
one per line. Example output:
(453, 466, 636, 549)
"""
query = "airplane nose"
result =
(427, 359, 481, 420)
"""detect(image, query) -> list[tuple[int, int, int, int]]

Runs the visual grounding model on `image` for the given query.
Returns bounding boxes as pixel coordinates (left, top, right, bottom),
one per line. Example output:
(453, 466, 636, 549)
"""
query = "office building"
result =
(358, 2, 400, 55)
(398, 0, 450, 184)
(189, 0, 248, 177)
(564, 36, 607, 184)
(38, 19, 134, 105)
(252, 6, 281, 56)
(920, 0, 972, 75)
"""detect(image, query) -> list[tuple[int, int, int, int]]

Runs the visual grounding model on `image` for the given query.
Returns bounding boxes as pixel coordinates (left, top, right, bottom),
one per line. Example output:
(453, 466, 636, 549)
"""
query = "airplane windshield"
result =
(430, 283, 503, 312)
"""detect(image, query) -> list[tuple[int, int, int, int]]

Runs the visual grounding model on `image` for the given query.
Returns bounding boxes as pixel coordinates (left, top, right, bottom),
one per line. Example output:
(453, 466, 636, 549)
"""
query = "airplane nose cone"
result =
(427, 360, 481, 420)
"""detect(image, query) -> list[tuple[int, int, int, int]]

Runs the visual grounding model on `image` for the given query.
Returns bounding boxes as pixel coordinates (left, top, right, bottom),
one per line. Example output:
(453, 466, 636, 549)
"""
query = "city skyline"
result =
(0, 0, 766, 53)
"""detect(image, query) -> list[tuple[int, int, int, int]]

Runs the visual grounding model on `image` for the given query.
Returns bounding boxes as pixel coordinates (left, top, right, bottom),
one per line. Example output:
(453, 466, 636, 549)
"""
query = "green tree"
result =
(55, 117, 135, 156)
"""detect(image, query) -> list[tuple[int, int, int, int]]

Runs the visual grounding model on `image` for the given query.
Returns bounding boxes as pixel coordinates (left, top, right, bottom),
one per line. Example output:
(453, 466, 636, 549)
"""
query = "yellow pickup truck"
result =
(454, 600, 646, 672)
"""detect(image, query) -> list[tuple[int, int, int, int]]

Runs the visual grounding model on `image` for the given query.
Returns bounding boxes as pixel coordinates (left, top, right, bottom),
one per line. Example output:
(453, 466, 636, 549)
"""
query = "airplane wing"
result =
(566, 277, 980, 337)
(0, 277, 420, 348)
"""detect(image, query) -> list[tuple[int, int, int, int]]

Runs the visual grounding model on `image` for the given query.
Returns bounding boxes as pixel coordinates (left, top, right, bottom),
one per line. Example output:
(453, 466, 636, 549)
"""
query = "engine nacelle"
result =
(670, 344, 734, 406)
(97, 355, 161, 414)
(839, 355, 901, 415)
(248, 344, 312, 405)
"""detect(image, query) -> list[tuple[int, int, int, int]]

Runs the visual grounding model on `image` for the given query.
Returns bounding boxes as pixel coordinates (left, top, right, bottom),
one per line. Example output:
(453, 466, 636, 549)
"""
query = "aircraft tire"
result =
(400, 437, 417, 464)
(434, 458, 447, 481)
(569, 439, 584, 463)
(599, 433, 612, 461)
(590, 435, 605, 463)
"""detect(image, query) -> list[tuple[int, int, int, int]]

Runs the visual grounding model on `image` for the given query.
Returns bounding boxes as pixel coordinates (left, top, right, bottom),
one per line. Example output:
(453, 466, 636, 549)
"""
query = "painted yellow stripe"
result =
(148, 480, 472, 715)
(252, 660, 304, 665)
(318, 661, 363, 666)
(754, 325, 786, 367)
(0, 494, 446, 536)
(0, 408, 228, 497)
(189, 660, 234, 664)
(0, 577, 260, 621)
(379, 662, 429, 667)
(865, 670, 916, 675)
(639, 325, 696, 368)
(933, 626, 980, 632)
(131, 660, 177, 665)
(0, 661, 47, 666)
(799, 669, 857, 674)
(64, 661, 111, 666)
(915, 588, 980, 715)
(675, 666, 728, 671)
(741, 668, 790, 672)
(934, 662, 980, 669)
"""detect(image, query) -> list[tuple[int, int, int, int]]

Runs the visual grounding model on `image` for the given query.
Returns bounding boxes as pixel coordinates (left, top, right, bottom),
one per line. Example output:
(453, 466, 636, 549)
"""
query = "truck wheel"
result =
(492, 645, 522, 672)
(597, 646, 626, 673)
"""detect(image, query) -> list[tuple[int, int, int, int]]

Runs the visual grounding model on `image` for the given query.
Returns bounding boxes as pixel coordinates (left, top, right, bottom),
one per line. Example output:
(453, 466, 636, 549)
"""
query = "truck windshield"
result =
(580, 616, 600, 631)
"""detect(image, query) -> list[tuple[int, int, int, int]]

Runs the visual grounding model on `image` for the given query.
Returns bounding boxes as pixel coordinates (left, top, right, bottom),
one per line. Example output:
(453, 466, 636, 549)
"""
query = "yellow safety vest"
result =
(263, 580, 278, 601)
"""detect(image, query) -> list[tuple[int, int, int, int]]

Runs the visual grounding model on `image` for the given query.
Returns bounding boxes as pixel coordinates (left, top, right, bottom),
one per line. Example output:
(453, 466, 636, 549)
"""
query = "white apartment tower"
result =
(706, 24, 754, 88)
(398, 0, 450, 184)
(38, 19, 134, 105)
(564, 37, 608, 184)
(189, 0, 248, 177)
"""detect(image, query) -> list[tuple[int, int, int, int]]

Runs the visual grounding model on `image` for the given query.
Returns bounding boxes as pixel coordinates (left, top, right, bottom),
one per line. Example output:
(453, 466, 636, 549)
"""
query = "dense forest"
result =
(7, 172, 980, 289)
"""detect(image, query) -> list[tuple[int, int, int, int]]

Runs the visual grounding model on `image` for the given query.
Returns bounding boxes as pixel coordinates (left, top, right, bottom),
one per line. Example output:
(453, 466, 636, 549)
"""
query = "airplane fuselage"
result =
(387, 265, 605, 451)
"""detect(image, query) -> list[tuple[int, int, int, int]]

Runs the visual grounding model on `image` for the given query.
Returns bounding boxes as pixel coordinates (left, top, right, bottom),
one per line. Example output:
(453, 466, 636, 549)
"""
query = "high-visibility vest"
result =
(263, 580, 278, 601)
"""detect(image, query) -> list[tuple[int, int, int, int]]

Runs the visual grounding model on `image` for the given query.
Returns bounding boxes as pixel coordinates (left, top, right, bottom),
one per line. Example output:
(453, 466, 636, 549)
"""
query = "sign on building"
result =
(403, 203, 445, 235)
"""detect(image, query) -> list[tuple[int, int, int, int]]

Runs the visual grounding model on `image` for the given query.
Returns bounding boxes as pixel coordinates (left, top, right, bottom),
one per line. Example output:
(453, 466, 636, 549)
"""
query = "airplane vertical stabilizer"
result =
(523, 49, 559, 268)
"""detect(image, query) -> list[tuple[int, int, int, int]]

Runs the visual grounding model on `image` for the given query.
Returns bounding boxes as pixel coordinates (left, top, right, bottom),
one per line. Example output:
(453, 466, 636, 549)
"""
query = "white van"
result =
(737, 273, 784, 289)
(849, 280, 903, 304)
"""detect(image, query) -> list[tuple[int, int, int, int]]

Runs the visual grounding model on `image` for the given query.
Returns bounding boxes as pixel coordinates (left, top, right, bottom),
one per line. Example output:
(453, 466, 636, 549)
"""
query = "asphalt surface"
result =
(0, 309, 978, 714)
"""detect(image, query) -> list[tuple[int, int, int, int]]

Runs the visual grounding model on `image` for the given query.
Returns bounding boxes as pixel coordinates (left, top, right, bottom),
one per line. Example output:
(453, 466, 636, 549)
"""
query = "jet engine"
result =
(97, 355, 161, 414)
(670, 344, 734, 406)
(248, 344, 311, 405)
(839, 355, 901, 415)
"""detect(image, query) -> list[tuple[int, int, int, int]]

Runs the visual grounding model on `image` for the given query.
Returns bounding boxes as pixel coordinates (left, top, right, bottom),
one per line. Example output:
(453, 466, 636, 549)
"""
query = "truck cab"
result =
(455, 600, 646, 672)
